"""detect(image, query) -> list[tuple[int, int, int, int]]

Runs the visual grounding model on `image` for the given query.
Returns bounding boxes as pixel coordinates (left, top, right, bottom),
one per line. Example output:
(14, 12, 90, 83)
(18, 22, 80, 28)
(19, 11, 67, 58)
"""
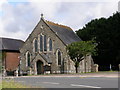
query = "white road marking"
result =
(71, 84, 101, 88)
(15, 81, 25, 82)
(43, 82, 60, 85)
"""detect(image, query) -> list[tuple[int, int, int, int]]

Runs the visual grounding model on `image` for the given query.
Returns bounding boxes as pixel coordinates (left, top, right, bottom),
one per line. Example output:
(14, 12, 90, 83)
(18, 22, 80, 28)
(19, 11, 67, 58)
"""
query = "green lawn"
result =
(0, 82, 2, 89)
(1, 80, 30, 88)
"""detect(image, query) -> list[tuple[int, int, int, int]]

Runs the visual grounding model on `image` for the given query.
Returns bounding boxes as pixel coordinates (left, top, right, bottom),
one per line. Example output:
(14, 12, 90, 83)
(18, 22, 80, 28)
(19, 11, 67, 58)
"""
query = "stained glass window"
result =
(58, 51, 61, 65)
(44, 35, 47, 51)
(49, 39, 52, 51)
(34, 39, 38, 52)
(40, 35, 43, 51)
(26, 52, 30, 67)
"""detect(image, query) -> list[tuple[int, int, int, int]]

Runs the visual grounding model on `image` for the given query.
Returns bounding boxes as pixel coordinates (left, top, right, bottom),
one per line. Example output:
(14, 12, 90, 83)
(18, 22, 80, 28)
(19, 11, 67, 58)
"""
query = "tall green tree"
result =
(67, 41, 97, 73)
(76, 12, 120, 70)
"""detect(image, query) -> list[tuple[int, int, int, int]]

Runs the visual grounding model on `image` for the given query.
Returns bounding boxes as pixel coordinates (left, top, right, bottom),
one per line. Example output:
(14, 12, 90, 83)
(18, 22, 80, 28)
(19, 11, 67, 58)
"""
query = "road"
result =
(12, 76, 118, 88)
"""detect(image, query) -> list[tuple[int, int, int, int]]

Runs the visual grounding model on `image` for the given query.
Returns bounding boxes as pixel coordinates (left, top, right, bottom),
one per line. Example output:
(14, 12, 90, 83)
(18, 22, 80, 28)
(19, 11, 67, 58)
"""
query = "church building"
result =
(20, 15, 94, 75)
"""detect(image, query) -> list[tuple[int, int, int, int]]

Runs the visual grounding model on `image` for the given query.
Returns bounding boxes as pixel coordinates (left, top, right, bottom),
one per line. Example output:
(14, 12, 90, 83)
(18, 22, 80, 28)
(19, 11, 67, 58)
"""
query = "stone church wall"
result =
(20, 18, 94, 75)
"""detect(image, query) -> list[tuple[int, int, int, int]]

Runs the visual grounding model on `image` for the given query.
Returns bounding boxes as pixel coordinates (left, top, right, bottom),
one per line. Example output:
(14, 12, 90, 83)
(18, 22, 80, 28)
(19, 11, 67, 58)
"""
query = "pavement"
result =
(3, 71, 119, 79)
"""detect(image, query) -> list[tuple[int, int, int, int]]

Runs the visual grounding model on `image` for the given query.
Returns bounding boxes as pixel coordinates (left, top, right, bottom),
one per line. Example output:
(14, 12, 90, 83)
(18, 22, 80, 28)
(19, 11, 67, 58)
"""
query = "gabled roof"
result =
(0, 37, 24, 51)
(45, 20, 82, 45)
(40, 53, 52, 64)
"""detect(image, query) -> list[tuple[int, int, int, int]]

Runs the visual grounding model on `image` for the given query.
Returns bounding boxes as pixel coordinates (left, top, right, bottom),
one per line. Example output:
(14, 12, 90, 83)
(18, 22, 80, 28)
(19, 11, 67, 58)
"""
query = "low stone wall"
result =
(92, 64, 99, 72)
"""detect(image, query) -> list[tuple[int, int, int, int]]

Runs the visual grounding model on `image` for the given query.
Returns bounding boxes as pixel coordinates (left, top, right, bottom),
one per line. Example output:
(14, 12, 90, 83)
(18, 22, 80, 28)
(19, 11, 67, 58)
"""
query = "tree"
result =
(67, 41, 97, 73)
(76, 12, 120, 70)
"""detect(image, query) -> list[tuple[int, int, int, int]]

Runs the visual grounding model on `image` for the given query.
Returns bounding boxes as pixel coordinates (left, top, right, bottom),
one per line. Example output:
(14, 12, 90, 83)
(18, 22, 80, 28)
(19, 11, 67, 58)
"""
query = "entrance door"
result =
(36, 60, 43, 74)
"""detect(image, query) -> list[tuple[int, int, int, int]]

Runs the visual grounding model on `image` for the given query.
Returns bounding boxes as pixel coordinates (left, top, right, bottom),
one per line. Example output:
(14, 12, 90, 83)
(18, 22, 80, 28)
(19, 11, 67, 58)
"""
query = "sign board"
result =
(44, 65, 51, 71)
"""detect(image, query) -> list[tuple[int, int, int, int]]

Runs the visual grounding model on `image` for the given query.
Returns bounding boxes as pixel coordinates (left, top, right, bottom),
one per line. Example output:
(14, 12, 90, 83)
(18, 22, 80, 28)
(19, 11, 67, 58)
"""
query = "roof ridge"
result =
(0, 37, 24, 42)
(45, 20, 73, 30)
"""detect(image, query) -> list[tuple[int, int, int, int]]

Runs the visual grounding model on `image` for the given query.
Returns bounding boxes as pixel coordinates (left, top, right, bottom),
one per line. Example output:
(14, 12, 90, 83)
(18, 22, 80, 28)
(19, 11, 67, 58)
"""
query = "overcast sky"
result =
(0, 0, 119, 41)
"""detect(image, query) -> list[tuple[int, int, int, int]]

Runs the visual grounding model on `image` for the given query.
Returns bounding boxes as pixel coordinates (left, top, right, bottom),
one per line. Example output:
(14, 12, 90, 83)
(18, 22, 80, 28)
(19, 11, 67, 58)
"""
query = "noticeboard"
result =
(44, 65, 51, 71)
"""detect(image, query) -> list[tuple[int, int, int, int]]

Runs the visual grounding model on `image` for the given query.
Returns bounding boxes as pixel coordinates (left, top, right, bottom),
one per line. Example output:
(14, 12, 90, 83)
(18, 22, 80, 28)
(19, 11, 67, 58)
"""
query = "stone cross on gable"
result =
(41, 13, 44, 18)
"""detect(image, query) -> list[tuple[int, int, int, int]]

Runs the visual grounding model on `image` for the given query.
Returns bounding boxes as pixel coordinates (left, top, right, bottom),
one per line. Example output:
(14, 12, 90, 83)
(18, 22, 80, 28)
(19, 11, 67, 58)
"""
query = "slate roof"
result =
(41, 53, 52, 64)
(0, 37, 24, 51)
(45, 20, 82, 45)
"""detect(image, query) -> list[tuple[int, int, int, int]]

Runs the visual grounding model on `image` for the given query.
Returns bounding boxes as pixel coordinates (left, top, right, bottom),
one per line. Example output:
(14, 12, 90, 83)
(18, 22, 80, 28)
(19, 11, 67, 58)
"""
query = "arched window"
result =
(26, 52, 31, 67)
(58, 51, 61, 65)
(34, 39, 38, 52)
(44, 35, 47, 51)
(49, 38, 52, 51)
(40, 35, 43, 52)
(56, 49, 62, 66)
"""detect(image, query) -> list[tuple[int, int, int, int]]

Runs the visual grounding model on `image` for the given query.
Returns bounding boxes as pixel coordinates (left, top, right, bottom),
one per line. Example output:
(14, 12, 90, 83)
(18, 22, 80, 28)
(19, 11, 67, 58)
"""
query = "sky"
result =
(0, 0, 119, 41)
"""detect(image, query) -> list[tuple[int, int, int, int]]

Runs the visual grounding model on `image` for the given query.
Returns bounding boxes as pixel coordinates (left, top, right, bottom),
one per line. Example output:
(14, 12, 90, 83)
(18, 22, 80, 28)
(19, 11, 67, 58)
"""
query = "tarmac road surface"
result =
(3, 72, 119, 89)
(12, 76, 118, 88)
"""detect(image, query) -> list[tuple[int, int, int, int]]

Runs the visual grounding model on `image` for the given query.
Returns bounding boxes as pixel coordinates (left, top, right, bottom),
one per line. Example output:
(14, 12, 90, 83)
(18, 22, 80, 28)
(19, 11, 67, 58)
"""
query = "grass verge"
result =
(0, 80, 30, 88)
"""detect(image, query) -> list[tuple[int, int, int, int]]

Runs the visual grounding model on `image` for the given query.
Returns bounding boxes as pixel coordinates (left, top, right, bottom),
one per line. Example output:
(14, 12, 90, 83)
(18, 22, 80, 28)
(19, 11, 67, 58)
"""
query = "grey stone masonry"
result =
(20, 16, 95, 75)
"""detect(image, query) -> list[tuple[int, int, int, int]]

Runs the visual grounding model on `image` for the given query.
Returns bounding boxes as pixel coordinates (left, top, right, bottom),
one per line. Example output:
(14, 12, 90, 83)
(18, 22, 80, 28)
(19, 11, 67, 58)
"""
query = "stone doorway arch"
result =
(36, 60, 44, 74)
